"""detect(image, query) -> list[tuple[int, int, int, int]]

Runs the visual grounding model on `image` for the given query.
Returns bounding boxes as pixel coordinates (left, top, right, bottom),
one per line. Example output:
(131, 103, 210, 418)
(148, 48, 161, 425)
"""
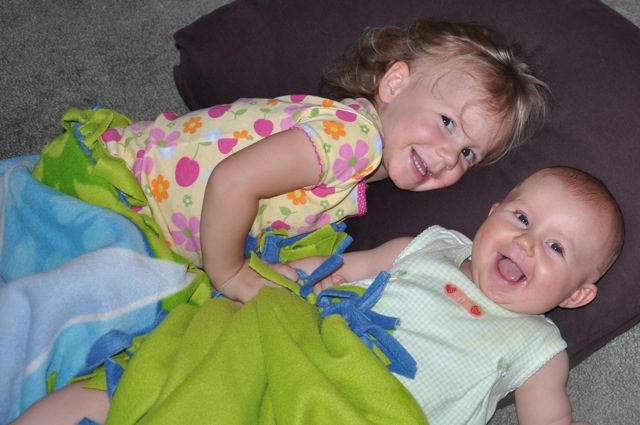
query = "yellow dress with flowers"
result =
(104, 95, 384, 266)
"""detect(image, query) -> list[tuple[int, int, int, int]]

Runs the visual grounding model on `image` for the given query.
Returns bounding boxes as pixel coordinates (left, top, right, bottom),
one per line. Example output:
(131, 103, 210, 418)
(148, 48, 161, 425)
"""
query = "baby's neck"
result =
(459, 258, 474, 283)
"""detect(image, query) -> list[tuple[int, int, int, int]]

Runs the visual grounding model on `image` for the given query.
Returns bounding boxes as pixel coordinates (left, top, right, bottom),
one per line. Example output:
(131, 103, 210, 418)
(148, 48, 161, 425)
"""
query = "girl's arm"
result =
(514, 350, 590, 425)
(201, 128, 321, 302)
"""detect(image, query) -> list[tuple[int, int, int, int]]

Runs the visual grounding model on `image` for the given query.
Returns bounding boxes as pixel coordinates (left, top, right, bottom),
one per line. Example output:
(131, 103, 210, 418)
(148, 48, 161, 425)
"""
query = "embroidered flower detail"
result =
(323, 121, 346, 140)
(336, 209, 345, 218)
(183, 117, 202, 134)
(151, 175, 170, 203)
(298, 212, 331, 234)
(183, 195, 193, 207)
(332, 140, 370, 182)
(170, 213, 201, 252)
(320, 200, 330, 209)
(360, 125, 370, 134)
(287, 189, 307, 205)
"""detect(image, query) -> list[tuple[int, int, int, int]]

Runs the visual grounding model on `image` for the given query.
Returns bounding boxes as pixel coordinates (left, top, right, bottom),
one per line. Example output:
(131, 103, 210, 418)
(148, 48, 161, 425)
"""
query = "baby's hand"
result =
(311, 273, 346, 294)
(288, 256, 347, 294)
(216, 259, 299, 303)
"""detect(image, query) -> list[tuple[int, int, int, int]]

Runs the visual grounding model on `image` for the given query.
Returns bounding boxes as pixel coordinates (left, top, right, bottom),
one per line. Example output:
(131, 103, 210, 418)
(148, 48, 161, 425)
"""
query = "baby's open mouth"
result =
(498, 255, 525, 282)
(412, 149, 430, 177)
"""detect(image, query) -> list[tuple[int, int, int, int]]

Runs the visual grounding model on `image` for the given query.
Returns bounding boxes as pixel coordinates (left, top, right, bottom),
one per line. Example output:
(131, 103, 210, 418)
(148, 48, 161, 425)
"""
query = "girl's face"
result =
(374, 62, 503, 191)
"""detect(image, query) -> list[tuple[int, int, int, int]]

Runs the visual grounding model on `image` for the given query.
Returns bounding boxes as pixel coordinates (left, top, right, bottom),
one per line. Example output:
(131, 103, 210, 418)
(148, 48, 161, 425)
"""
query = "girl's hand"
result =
(201, 129, 321, 304)
(216, 259, 300, 304)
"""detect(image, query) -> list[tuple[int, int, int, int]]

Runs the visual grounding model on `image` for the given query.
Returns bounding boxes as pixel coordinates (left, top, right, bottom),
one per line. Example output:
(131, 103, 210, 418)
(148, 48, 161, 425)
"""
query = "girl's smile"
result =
(371, 61, 503, 191)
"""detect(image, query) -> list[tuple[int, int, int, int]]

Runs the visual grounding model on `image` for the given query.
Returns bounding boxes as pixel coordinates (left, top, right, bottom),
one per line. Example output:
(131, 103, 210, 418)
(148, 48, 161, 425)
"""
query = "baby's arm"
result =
(514, 350, 590, 425)
(290, 237, 413, 292)
(201, 129, 321, 303)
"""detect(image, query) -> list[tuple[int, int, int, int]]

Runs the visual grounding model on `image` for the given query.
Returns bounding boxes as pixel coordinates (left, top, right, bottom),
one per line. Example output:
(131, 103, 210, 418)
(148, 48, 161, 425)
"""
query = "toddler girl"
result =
(54, 19, 550, 303)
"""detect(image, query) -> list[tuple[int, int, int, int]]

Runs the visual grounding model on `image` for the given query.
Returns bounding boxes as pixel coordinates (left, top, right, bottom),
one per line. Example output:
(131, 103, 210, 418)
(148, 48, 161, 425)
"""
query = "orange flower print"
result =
(183, 117, 202, 134)
(322, 99, 335, 108)
(287, 189, 307, 205)
(233, 130, 251, 140)
(323, 121, 346, 140)
(267, 99, 281, 106)
(151, 175, 170, 203)
(353, 164, 376, 180)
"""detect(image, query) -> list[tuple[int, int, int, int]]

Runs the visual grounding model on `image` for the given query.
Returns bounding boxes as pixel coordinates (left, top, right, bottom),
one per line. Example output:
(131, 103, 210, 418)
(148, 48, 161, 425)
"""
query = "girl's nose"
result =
(436, 146, 459, 172)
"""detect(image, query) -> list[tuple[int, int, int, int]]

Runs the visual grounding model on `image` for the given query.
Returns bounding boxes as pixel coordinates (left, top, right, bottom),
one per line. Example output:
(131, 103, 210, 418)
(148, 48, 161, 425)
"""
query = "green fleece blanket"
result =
(105, 287, 429, 425)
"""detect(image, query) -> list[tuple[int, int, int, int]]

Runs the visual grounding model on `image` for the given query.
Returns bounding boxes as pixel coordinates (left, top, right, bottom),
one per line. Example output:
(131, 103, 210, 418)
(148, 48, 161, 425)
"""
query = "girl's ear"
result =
(377, 61, 411, 103)
(559, 283, 598, 309)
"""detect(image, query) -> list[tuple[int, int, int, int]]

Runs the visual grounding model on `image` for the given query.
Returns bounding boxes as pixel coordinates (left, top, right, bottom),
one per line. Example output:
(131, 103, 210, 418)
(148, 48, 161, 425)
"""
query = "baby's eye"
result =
(441, 115, 455, 132)
(461, 148, 476, 163)
(515, 212, 529, 226)
(548, 242, 564, 256)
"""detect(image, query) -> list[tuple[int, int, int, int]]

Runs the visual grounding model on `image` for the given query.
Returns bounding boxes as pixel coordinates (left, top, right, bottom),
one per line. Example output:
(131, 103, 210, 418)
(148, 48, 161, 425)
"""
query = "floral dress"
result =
(103, 95, 384, 266)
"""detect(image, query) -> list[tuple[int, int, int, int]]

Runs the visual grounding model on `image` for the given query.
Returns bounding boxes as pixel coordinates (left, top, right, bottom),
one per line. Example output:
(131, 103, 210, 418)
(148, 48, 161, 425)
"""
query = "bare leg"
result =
(9, 380, 109, 425)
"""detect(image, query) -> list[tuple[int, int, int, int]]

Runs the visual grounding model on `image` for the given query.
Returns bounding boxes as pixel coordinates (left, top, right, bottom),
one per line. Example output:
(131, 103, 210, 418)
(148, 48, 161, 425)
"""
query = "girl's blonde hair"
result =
(321, 19, 550, 165)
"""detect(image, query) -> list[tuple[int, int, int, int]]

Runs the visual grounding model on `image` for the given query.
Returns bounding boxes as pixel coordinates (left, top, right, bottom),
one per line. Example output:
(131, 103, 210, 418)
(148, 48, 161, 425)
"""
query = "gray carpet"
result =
(1, 1, 638, 423)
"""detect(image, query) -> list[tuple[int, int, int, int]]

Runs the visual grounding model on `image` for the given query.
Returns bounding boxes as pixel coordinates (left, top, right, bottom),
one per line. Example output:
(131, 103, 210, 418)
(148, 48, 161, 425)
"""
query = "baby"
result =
(293, 165, 625, 424)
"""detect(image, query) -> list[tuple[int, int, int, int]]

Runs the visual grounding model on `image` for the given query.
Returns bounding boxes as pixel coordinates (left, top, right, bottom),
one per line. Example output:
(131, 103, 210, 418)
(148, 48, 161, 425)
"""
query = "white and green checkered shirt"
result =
(351, 226, 566, 424)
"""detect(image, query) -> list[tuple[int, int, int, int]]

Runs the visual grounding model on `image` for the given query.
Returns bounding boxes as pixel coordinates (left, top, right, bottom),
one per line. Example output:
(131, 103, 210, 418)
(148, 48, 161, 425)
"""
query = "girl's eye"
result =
(515, 212, 529, 226)
(548, 242, 564, 256)
(461, 148, 476, 163)
(441, 115, 455, 132)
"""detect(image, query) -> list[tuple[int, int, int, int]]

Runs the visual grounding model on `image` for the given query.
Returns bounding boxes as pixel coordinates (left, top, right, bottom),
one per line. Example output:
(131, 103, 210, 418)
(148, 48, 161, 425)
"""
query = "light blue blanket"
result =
(0, 157, 195, 424)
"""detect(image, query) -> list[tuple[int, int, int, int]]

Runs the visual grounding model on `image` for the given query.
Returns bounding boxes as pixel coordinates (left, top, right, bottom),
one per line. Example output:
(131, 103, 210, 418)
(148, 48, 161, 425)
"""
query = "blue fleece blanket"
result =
(0, 157, 195, 424)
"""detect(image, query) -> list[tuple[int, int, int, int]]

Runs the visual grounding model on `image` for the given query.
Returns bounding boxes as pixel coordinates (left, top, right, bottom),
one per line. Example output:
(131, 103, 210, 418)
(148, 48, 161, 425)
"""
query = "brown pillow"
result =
(174, 0, 640, 382)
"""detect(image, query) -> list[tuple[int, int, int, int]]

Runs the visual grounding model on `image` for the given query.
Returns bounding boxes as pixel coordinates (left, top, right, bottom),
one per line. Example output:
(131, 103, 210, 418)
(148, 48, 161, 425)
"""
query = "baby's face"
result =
(465, 172, 608, 314)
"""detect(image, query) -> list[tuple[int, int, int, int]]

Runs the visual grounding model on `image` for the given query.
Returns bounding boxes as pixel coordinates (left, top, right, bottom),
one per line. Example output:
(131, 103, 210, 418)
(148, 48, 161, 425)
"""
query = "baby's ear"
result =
(559, 283, 598, 309)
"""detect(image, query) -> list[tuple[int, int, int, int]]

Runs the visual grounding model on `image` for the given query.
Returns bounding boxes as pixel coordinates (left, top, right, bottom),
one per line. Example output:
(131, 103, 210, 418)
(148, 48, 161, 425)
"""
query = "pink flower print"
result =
(149, 128, 180, 159)
(279, 104, 313, 130)
(133, 149, 154, 184)
(129, 120, 153, 132)
(170, 213, 201, 253)
(101, 128, 122, 143)
(332, 140, 370, 182)
(297, 212, 331, 234)
(310, 183, 336, 198)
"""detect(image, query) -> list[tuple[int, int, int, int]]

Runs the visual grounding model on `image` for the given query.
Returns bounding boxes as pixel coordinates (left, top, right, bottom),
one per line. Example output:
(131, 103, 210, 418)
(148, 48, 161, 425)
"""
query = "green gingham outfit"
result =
(350, 226, 567, 425)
